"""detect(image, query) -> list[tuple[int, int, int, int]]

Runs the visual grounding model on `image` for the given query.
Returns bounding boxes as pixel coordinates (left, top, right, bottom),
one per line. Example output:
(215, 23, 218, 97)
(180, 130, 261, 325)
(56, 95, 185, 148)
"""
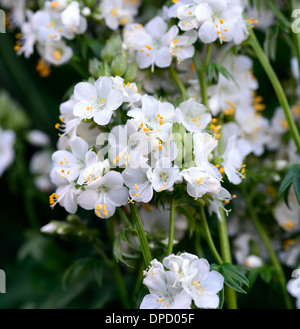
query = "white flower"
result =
(29, 150, 53, 192)
(180, 167, 221, 199)
(176, 0, 248, 45)
(77, 171, 128, 219)
(169, 30, 197, 62)
(180, 257, 224, 309)
(207, 54, 258, 116)
(0, 128, 16, 177)
(147, 158, 180, 193)
(244, 255, 263, 268)
(45, 0, 68, 11)
(18, 10, 37, 58)
(73, 76, 123, 126)
(41, 39, 73, 66)
(26, 130, 50, 147)
(140, 259, 192, 309)
(222, 135, 249, 185)
(175, 98, 211, 132)
(50, 168, 79, 213)
(77, 154, 110, 186)
(0, 0, 26, 27)
(108, 120, 151, 168)
(193, 132, 221, 179)
(287, 273, 300, 309)
(99, 0, 140, 30)
(123, 16, 185, 70)
(60, 1, 87, 40)
(52, 136, 89, 183)
(111, 77, 141, 105)
(127, 95, 175, 137)
(57, 96, 82, 139)
(123, 164, 153, 202)
(274, 189, 300, 232)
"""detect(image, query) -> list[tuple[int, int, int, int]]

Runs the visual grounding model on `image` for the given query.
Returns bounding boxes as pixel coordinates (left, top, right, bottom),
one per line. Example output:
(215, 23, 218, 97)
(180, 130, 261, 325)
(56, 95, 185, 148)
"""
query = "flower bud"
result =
(123, 62, 138, 83)
(101, 35, 122, 64)
(89, 58, 111, 78)
(111, 52, 128, 77)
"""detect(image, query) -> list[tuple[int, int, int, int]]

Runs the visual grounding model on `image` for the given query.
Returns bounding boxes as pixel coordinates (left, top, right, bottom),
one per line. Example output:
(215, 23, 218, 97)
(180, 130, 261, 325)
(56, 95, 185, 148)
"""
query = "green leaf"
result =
(113, 228, 135, 267)
(293, 175, 300, 206)
(218, 288, 225, 309)
(222, 263, 249, 287)
(219, 267, 247, 294)
(277, 164, 300, 206)
(62, 257, 104, 290)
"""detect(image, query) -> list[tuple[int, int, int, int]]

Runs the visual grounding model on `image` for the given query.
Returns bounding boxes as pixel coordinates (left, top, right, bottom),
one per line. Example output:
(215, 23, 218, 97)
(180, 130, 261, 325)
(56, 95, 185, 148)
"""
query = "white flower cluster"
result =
(17, 0, 87, 65)
(50, 74, 235, 219)
(166, 0, 249, 45)
(123, 15, 197, 70)
(140, 253, 224, 309)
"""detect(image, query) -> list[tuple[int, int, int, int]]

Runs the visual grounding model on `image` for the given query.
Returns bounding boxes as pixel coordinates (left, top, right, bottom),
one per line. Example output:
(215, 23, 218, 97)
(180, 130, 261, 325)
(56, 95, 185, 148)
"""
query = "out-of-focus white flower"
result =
(0, 0, 26, 27)
(0, 128, 16, 177)
(244, 255, 263, 268)
(99, 0, 140, 30)
(60, 1, 87, 39)
(41, 39, 73, 66)
(27, 130, 50, 147)
(29, 150, 53, 192)
(287, 272, 300, 309)
(274, 188, 300, 232)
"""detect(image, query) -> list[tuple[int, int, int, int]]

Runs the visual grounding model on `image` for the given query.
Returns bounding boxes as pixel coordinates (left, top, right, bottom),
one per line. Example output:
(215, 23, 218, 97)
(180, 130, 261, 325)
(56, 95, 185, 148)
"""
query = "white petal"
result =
(106, 186, 128, 207)
(105, 90, 123, 110)
(77, 189, 98, 210)
(155, 47, 173, 68)
(101, 171, 124, 190)
(145, 16, 167, 38)
(74, 82, 96, 103)
(198, 21, 218, 44)
(69, 137, 88, 160)
(94, 110, 113, 126)
(140, 294, 161, 309)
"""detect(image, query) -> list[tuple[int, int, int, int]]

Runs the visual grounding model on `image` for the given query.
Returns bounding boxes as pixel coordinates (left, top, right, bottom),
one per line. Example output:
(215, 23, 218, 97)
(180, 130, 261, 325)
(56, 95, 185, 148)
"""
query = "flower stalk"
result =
(167, 197, 176, 255)
(130, 203, 152, 266)
(249, 29, 300, 154)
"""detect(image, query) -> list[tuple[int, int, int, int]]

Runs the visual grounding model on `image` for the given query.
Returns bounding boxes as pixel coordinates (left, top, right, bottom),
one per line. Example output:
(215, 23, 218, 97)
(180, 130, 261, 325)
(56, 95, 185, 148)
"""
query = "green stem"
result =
(242, 187, 293, 309)
(130, 203, 152, 266)
(249, 30, 300, 154)
(200, 206, 223, 265)
(105, 220, 131, 309)
(167, 197, 176, 255)
(117, 207, 132, 227)
(266, 0, 291, 29)
(193, 44, 211, 108)
(218, 208, 238, 309)
(169, 66, 189, 100)
(291, 0, 300, 81)
(112, 262, 131, 309)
